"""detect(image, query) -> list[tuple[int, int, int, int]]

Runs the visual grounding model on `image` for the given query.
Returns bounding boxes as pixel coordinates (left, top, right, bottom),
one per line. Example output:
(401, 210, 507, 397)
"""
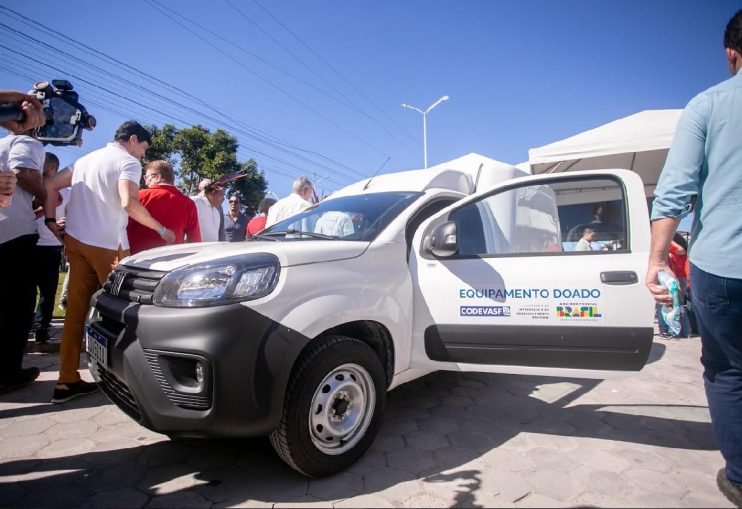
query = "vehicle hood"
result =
(120, 240, 370, 272)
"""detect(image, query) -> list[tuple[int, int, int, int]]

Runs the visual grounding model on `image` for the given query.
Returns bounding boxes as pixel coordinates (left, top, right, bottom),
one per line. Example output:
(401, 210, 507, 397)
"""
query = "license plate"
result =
(85, 325, 108, 368)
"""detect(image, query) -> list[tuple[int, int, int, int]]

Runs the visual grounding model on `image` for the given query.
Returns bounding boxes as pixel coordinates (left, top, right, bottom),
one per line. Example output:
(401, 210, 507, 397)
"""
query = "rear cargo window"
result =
(450, 177, 627, 256)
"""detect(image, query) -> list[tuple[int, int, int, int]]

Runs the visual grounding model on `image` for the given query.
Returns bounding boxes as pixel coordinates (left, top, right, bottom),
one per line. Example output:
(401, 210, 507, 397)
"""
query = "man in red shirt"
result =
(246, 197, 276, 238)
(127, 160, 201, 254)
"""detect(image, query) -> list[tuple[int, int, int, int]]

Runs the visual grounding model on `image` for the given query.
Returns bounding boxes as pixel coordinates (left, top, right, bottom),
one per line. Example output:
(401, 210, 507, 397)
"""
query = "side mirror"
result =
(424, 221, 458, 258)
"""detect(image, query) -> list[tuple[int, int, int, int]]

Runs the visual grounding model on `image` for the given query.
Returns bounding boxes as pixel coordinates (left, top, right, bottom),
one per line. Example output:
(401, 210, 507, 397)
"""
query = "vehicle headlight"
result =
(153, 254, 280, 307)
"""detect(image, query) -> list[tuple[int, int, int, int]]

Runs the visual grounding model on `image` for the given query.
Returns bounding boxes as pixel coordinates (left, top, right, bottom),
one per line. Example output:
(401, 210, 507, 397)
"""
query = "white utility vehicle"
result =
(86, 156, 654, 477)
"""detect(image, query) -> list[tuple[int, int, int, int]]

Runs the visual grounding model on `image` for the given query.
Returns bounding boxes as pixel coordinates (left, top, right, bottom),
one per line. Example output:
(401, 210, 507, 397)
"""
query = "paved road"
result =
(0, 330, 733, 508)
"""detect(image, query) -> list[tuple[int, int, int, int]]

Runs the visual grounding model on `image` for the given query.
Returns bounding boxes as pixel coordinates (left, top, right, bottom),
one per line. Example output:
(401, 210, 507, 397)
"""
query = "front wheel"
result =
(269, 335, 387, 477)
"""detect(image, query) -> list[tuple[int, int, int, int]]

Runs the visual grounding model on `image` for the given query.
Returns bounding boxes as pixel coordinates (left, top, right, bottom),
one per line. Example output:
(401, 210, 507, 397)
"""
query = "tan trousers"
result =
(58, 235, 127, 384)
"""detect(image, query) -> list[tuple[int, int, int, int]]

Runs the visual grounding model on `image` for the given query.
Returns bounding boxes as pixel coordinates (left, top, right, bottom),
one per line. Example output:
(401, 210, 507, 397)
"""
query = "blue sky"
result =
(0, 0, 737, 198)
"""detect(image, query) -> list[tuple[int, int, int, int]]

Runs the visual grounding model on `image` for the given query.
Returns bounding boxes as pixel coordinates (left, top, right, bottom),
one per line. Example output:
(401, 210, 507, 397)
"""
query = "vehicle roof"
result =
(328, 153, 527, 198)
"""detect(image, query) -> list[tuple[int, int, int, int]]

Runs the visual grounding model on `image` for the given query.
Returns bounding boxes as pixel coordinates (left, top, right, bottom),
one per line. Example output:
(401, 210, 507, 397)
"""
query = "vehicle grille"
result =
(103, 266, 167, 304)
(90, 361, 142, 421)
(143, 351, 212, 410)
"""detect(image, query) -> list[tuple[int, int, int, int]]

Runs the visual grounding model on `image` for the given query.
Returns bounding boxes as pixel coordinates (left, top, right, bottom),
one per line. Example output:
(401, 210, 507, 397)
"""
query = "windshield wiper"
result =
(251, 233, 280, 241)
(267, 229, 339, 240)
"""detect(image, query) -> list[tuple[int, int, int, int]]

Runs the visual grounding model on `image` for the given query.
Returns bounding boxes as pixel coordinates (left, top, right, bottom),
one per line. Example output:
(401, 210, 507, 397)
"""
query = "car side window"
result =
(449, 177, 628, 256)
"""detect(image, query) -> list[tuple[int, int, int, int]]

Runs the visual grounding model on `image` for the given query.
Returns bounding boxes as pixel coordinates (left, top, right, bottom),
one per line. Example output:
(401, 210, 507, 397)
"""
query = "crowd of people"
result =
(0, 109, 315, 402)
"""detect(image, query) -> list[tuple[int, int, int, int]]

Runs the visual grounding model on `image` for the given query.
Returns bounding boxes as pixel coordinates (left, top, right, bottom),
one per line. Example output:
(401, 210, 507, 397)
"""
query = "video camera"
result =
(0, 79, 96, 146)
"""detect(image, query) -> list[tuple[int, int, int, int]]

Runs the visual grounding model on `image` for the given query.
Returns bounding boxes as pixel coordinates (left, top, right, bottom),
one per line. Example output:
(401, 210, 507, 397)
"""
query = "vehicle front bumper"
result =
(87, 291, 310, 438)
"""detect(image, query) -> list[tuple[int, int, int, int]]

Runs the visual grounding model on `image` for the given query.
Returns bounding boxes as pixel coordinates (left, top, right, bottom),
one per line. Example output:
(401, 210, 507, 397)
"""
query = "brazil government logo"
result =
(557, 305, 601, 318)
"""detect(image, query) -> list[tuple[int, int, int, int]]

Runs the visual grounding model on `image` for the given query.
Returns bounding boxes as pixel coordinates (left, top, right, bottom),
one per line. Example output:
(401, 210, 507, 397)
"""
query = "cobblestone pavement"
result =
(0, 328, 734, 508)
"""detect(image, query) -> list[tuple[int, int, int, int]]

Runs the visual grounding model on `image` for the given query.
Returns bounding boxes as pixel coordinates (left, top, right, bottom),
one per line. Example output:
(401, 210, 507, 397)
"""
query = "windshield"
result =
(260, 191, 422, 241)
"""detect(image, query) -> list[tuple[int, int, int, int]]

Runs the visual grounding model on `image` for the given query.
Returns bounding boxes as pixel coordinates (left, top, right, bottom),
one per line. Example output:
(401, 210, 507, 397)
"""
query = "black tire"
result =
(269, 335, 387, 477)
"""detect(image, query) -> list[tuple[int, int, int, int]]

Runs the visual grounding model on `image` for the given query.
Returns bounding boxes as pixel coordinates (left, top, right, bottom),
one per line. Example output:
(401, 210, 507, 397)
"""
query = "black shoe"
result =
(717, 468, 742, 508)
(51, 380, 99, 404)
(0, 367, 41, 395)
(35, 329, 50, 344)
(659, 332, 672, 339)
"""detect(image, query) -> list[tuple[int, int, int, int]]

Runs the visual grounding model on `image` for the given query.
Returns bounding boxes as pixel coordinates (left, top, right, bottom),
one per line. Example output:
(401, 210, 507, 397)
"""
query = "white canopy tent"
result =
(527, 109, 682, 197)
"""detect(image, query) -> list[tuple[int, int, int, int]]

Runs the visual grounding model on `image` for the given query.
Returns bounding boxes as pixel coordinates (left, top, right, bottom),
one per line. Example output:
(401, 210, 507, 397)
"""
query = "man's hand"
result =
(0, 91, 45, 134)
(56, 217, 65, 235)
(645, 261, 675, 307)
(0, 171, 16, 195)
(160, 228, 176, 245)
(45, 220, 63, 242)
(646, 217, 682, 308)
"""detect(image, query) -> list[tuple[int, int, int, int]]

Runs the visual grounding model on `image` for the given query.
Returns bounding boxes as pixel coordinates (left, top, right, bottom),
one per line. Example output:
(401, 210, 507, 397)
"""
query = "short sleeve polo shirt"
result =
(65, 142, 142, 250)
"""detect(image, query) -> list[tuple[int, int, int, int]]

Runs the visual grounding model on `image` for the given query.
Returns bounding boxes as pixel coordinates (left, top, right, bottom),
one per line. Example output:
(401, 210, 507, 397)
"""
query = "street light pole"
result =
(401, 95, 449, 168)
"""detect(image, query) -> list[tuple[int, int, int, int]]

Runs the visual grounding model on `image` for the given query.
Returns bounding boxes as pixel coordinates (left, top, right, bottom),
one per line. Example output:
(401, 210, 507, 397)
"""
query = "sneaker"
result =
(658, 332, 672, 339)
(34, 328, 50, 344)
(51, 380, 99, 404)
(0, 367, 41, 395)
(717, 468, 742, 507)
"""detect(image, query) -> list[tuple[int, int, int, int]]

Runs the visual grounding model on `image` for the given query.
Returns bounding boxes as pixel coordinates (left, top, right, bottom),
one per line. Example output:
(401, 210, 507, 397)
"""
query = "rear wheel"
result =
(269, 335, 386, 477)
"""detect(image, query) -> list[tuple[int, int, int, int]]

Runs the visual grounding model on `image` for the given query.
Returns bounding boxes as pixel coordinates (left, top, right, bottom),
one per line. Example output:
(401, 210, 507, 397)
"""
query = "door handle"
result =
(601, 271, 638, 285)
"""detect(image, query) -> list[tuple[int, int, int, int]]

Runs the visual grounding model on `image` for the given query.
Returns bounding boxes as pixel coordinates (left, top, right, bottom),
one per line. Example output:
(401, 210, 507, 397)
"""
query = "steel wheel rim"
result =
(308, 363, 376, 455)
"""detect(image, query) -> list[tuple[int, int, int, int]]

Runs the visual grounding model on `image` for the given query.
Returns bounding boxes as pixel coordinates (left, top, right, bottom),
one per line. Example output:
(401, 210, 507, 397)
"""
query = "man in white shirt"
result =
(574, 227, 596, 252)
(191, 179, 225, 242)
(30, 152, 67, 344)
(0, 100, 46, 394)
(265, 176, 314, 227)
(314, 211, 355, 237)
(43, 121, 176, 403)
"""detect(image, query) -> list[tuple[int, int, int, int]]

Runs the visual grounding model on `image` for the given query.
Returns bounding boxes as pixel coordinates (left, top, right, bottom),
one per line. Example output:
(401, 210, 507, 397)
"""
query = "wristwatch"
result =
(158, 225, 167, 236)
(44, 217, 56, 224)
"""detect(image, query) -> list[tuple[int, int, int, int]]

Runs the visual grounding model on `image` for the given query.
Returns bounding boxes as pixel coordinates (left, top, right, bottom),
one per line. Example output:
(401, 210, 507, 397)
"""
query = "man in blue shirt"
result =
(646, 9, 742, 506)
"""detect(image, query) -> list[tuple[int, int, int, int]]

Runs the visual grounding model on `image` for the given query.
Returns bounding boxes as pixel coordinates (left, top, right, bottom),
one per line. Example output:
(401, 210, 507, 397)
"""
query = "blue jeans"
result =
(691, 264, 742, 484)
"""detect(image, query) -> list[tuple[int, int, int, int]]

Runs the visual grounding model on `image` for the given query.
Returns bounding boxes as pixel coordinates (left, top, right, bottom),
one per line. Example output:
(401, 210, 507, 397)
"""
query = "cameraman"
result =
(43, 121, 176, 403)
(0, 89, 47, 394)
(0, 91, 44, 201)
(0, 90, 45, 134)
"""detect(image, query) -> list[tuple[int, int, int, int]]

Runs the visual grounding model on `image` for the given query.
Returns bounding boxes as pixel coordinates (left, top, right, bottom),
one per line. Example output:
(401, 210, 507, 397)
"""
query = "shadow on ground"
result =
(0, 340, 713, 508)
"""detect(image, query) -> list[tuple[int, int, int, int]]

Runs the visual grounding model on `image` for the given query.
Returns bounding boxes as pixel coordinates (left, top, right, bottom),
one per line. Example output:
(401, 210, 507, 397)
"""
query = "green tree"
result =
(144, 123, 177, 164)
(173, 125, 213, 194)
(142, 123, 268, 215)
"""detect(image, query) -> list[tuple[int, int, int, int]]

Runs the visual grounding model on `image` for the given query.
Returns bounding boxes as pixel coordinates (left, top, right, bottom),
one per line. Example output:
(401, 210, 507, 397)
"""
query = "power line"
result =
(0, 37, 186, 126)
(143, 0, 394, 161)
(249, 0, 420, 146)
(0, 57, 172, 125)
(0, 5, 375, 183)
(0, 46, 349, 184)
(0, 31, 360, 184)
(221, 0, 418, 153)
(0, 5, 248, 122)
(0, 51, 352, 187)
